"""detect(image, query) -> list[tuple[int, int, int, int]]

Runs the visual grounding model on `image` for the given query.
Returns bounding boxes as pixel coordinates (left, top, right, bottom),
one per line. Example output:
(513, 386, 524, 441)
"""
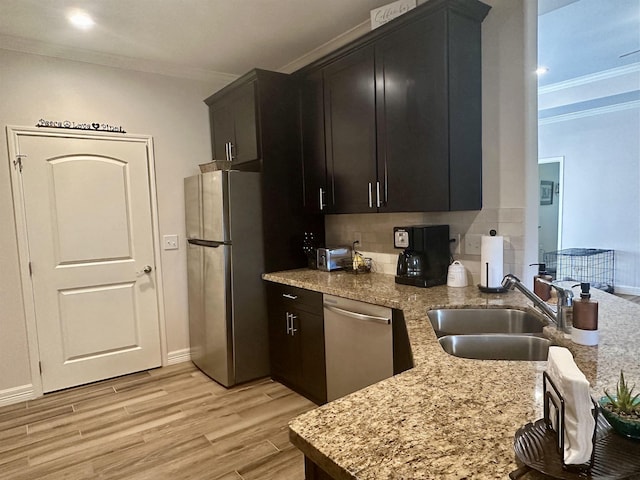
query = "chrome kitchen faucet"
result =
(501, 274, 573, 333)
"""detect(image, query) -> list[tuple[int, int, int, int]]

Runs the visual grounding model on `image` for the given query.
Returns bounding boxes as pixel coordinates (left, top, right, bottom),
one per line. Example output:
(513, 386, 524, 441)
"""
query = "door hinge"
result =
(29, 262, 33, 276)
(14, 154, 26, 172)
(39, 362, 42, 375)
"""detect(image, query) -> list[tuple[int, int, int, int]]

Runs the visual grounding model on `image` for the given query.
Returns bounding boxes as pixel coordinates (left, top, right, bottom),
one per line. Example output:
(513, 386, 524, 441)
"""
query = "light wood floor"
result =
(0, 362, 316, 480)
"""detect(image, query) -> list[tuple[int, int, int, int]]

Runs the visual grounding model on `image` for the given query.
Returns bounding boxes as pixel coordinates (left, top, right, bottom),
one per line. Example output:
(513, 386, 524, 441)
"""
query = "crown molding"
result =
(539, 99, 640, 125)
(0, 33, 239, 87)
(538, 62, 640, 111)
(539, 63, 640, 95)
(278, 19, 371, 74)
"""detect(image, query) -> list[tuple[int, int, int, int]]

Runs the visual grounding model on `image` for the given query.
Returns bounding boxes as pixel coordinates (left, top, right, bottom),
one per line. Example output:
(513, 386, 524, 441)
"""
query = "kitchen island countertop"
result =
(263, 269, 640, 479)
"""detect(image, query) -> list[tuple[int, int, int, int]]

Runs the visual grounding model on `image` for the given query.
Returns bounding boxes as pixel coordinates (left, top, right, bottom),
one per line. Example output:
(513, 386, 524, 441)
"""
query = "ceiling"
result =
(537, 0, 640, 116)
(538, 0, 640, 86)
(0, 0, 388, 83)
(0, 0, 638, 90)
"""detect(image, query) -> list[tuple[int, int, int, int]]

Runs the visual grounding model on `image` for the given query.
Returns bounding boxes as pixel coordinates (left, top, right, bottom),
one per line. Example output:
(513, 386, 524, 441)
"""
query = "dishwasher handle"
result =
(323, 304, 391, 325)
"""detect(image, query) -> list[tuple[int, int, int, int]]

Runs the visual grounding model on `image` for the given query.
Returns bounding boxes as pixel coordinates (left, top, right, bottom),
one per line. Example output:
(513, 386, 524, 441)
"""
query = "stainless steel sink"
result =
(427, 308, 545, 337)
(438, 334, 550, 361)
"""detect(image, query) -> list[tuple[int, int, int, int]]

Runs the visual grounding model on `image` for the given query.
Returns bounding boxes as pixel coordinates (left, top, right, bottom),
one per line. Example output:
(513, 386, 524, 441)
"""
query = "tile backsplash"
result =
(324, 208, 526, 284)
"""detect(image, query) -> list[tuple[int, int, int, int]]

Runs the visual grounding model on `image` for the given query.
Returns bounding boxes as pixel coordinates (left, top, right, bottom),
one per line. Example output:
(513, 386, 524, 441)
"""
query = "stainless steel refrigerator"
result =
(184, 170, 268, 387)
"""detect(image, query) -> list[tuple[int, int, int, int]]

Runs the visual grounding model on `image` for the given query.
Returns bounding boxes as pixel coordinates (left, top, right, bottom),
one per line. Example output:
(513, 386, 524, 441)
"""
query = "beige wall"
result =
(326, 0, 539, 286)
(0, 0, 538, 398)
(0, 49, 216, 394)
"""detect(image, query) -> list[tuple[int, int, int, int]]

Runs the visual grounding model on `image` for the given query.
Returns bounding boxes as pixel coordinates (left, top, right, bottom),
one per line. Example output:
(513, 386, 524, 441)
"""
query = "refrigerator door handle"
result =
(187, 238, 229, 248)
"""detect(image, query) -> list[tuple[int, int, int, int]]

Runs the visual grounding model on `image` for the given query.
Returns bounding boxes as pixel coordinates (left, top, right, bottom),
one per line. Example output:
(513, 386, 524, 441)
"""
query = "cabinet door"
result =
(300, 71, 329, 213)
(266, 287, 299, 385)
(210, 100, 234, 161)
(324, 46, 377, 214)
(231, 81, 258, 164)
(375, 13, 449, 212)
(209, 82, 258, 165)
(297, 311, 326, 403)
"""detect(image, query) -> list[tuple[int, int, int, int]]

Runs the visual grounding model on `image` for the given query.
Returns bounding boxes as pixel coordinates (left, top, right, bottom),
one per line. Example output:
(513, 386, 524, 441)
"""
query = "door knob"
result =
(137, 265, 153, 276)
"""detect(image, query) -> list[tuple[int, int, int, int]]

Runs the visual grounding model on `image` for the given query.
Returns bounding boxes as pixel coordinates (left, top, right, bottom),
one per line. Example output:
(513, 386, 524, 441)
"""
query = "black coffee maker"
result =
(394, 225, 451, 288)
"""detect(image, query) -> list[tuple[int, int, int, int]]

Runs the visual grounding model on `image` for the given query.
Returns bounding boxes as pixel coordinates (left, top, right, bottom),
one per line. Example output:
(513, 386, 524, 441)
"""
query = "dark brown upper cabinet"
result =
(299, 70, 328, 213)
(204, 69, 325, 272)
(296, 0, 490, 214)
(207, 80, 258, 166)
(324, 46, 377, 214)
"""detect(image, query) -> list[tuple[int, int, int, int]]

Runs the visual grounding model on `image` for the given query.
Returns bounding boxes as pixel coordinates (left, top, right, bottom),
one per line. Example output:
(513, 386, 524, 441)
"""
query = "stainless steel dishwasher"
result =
(323, 294, 393, 401)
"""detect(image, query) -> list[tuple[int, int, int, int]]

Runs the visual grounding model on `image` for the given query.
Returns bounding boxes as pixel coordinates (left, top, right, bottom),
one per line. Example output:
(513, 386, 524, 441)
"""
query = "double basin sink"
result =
(427, 308, 550, 361)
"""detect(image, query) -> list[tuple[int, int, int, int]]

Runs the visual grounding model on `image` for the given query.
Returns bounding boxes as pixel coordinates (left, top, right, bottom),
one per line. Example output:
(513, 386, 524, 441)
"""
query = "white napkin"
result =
(546, 346, 595, 465)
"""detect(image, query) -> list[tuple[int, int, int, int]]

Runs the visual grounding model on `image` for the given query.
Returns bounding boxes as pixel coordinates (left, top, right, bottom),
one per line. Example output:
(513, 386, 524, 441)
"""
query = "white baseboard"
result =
(167, 348, 191, 365)
(613, 285, 640, 296)
(0, 384, 34, 407)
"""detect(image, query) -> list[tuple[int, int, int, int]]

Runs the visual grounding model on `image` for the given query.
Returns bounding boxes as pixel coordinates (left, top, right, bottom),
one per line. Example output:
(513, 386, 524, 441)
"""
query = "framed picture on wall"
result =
(540, 180, 554, 205)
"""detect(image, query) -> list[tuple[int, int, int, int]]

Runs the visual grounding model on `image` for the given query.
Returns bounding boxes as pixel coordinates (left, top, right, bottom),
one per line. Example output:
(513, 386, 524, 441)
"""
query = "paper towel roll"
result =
(480, 235, 503, 288)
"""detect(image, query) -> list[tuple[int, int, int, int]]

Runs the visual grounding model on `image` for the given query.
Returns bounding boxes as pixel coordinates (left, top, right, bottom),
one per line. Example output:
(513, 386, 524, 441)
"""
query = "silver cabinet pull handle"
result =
(282, 293, 298, 300)
(368, 182, 373, 208)
(228, 142, 235, 161)
(376, 181, 381, 208)
(319, 187, 326, 211)
(290, 314, 297, 335)
(225, 142, 229, 161)
(324, 304, 391, 325)
(286, 312, 292, 335)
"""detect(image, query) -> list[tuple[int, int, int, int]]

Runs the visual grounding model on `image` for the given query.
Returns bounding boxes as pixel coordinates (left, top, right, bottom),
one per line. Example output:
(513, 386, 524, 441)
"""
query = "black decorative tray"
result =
(513, 416, 640, 479)
(511, 372, 640, 479)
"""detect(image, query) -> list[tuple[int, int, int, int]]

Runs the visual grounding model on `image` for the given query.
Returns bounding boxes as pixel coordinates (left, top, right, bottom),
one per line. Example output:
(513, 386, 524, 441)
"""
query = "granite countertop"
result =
(262, 269, 640, 479)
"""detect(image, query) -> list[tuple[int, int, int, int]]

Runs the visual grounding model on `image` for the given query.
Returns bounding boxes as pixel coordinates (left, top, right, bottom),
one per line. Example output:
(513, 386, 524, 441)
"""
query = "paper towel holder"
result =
(478, 262, 508, 293)
(478, 229, 508, 293)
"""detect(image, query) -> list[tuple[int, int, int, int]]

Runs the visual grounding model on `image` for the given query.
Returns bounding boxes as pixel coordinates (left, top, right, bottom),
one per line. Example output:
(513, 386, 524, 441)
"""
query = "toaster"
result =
(316, 247, 351, 272)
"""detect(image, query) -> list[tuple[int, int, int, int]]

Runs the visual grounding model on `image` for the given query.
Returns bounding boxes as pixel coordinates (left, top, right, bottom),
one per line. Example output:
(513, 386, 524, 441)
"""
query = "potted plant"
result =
(598, 370, 640, 440)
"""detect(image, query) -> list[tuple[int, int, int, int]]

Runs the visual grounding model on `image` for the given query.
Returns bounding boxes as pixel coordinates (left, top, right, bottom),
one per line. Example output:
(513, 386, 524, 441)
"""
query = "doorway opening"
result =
(537, 157, 564, 263)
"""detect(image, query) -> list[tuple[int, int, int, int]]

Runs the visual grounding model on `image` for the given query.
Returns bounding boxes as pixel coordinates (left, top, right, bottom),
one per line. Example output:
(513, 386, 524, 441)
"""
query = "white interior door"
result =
(12, 131, 162, 393)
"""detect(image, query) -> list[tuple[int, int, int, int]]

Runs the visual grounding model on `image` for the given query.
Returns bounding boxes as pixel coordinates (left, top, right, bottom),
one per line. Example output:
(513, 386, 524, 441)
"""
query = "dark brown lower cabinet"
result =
(304, 457, 335, 480)
(266, 282, 327, 405)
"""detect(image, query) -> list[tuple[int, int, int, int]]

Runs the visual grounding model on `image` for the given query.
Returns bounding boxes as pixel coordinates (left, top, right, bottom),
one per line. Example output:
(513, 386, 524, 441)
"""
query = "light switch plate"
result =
(163, 234, 179, 250)
(464, 234, 482, 255)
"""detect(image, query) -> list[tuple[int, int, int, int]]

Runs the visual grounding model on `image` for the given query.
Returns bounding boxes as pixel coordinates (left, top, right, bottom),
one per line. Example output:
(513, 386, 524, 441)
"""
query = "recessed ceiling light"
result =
(68, 10, 95, 30)
(536, 66, 549, 76)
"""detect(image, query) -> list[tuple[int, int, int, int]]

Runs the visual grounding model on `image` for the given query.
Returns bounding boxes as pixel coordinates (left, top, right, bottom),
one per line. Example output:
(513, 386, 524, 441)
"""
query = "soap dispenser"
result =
(571, 282, 598, 346)
(530, 263, 552, 301)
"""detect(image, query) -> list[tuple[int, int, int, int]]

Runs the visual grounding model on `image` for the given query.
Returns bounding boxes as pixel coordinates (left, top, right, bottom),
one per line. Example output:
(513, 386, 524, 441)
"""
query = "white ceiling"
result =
(538, 0, 640, 86)
(0, 0, 388, 83)
(537, 0, 640, 115)
(1, 0, 638, 91)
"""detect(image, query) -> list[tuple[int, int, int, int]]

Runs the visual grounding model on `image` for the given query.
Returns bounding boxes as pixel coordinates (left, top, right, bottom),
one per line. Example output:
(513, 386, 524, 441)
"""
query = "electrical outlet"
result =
(393, 228, 409, 248)
(163, 234, 179, 250)
(464, 234, 482, 255)
(452, 234, 461, 255)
